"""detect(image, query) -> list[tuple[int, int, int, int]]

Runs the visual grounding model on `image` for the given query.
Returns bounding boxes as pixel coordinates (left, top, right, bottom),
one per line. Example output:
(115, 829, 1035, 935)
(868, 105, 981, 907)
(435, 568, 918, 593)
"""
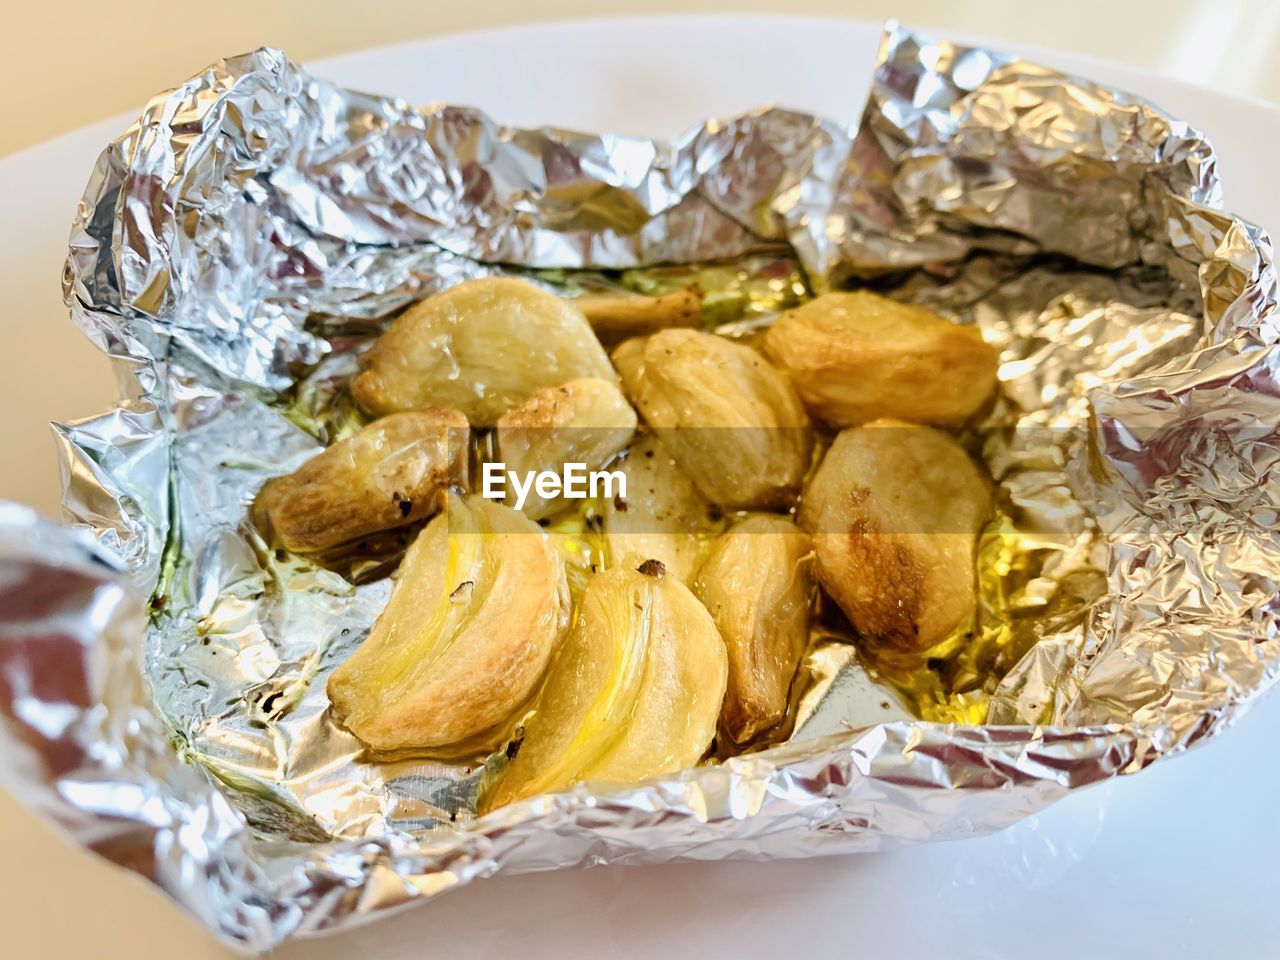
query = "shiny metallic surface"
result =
(0, 23, 1276, 952)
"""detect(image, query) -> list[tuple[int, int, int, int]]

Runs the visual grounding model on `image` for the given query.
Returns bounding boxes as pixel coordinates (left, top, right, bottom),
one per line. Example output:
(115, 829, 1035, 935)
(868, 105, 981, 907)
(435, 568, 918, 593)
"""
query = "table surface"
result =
(2, 13, 1280, 960)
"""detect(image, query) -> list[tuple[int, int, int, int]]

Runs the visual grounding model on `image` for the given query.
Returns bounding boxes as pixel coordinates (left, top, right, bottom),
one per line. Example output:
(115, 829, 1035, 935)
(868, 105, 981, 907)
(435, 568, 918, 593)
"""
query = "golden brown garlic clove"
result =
(351, 277, 614, 426)
(798, 419, 992, 655)
(602, 432, 725, 585)
(762, 290, 999, 428)
(479, 560, 727, 812)
(693, 514, 813, 744)
(254, 408, 468, 553)
(612, 329, 813, 510)
(327, 494, 570, 755)
(495, 378, 637, 520)
(576, 286, 703, 342)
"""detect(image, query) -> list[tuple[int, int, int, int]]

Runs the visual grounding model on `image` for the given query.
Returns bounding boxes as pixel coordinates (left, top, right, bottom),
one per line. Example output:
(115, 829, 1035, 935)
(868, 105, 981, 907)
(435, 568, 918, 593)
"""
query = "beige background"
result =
(1, 1, 1279, 958)
(3, 0, 1280, 157)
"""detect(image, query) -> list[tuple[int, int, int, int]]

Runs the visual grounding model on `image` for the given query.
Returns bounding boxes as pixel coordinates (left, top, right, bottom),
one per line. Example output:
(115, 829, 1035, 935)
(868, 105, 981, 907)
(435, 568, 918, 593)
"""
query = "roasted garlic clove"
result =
(693, 514, 813, 744)
(612, 329, 813, 510)
(602, 432, 724, 584)
(576, 286, 703, 342)
(351, 277, 615, 426)
(608, 335, 647, 394)
(762, 290, 999, 427)
(327, 494, 570, 754)
(798, 419, 992, 656)
(480, 559, 727, 811)
(255, 408, 468, 553)
(495, 378, 637, 520)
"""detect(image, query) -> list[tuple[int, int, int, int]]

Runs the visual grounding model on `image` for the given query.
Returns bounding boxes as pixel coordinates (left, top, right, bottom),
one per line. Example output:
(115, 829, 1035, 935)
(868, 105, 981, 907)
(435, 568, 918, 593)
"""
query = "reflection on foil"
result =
(0, 22, 1274, 952)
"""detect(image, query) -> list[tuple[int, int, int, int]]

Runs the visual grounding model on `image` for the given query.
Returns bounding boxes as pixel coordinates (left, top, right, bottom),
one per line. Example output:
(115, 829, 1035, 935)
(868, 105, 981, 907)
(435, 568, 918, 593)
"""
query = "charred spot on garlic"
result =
(637, 558, 667, 578)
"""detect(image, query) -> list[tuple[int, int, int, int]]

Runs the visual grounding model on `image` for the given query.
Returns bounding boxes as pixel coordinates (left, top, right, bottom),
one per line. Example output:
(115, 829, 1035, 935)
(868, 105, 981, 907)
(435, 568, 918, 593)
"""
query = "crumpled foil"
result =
(0, 22, 1277, 952)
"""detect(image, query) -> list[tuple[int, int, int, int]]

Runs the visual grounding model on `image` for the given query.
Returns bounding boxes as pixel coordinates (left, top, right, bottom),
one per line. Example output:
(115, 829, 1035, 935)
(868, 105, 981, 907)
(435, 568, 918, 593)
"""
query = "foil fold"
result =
(0, 23, 1277, 951)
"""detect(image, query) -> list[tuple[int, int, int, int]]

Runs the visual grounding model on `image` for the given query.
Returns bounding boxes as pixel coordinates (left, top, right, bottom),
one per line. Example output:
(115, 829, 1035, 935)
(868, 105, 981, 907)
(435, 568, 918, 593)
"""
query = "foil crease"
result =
(0, 23, 1275, 951)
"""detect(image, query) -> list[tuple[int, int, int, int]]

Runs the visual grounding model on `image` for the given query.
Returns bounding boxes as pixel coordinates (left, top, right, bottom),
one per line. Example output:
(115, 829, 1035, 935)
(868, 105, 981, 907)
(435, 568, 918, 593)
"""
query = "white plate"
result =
(2, 15, 1278, 960)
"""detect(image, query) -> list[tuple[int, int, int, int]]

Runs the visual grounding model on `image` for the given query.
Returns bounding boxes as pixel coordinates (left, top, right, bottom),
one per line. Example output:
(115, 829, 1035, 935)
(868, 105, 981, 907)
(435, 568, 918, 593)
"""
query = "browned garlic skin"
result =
(327, 495, 570, 755)
(255, 407, 468, 553)
(351, 277, 615, 426)
(693, 514, 813, 744)
(799, 419, 992, 655)
(577, 286, 703, 342)
(613, 328, 813, 510)
(763, 290, 999, 428)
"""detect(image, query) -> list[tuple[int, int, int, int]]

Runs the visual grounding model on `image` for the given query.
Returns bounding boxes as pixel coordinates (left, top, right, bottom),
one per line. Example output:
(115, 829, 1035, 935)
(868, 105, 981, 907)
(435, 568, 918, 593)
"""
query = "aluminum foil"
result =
(0, 23, 1278, 951)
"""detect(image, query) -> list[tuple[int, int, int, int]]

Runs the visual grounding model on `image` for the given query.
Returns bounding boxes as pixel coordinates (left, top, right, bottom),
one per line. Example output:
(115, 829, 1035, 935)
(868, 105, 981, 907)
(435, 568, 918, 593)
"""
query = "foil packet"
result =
(1, 23, 1278, 951)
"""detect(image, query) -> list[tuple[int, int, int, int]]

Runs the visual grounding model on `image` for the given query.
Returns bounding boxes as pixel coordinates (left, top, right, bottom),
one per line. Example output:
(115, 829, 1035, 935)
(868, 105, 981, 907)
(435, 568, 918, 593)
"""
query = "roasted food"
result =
(576, 286, 703, 342)
(762, 290, 999, 427)
(693, 515, 814, 744)
(799, 419, 992, 655)
(612, 329, 813, 510)
(327, 494, 570, 754)
(310, 282, 999, 789)
(254, 408, 468, 553)
(495, 378, 637, 520)
(351, 277, 615, 426)
(601, 432, 724, 584)
(480, 559, 727, 811)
